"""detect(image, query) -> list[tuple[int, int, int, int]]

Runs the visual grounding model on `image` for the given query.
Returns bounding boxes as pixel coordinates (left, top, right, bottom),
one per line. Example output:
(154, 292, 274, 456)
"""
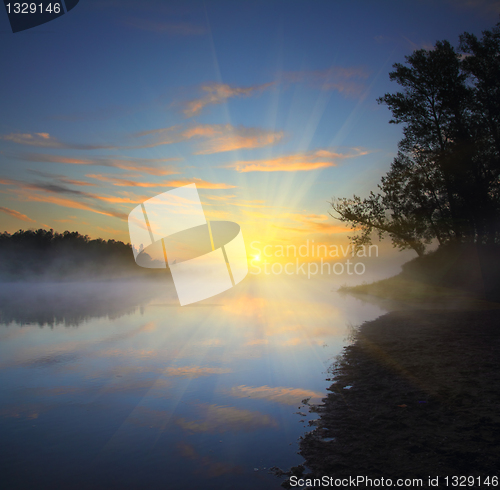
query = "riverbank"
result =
(284, 309, 500, 487)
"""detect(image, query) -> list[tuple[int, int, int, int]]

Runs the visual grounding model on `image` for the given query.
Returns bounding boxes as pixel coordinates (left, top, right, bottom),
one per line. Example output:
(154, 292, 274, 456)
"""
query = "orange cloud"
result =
(183, 82, 274, 117)
(96, 195, 142, 204)
(5, 125, 282, 153)
(0, 206, 35, 222)
(187, 125, 285, 155)
(133, 123, 283, 153)
(0, 179, 129, 220)
(23, 192, 128, 219)
(230, 156, 333, 173)
(228, 147, 369, 172)
(86, 174, 236, 190)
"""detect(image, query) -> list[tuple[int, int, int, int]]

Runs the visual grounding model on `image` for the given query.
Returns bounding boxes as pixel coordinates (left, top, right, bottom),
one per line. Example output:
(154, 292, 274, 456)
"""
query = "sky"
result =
(0, 0, 498, 264)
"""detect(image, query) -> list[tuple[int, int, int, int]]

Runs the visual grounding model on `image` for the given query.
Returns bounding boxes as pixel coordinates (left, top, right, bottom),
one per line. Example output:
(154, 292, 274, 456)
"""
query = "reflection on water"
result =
(0, 275, 386, 489)
(0, 281, 171, 327)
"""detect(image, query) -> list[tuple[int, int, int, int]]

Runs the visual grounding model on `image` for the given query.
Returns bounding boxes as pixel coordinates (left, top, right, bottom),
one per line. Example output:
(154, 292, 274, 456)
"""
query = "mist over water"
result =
(0, 275, 386, 489)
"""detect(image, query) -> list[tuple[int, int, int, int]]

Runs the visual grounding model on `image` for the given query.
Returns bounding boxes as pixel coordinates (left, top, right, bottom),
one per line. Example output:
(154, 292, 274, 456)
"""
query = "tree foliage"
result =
(331, 23, 500, 256)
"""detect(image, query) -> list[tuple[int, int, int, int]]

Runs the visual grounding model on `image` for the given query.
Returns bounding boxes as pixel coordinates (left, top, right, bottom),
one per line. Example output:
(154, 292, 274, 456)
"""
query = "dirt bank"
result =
(286, 310, 500, 487)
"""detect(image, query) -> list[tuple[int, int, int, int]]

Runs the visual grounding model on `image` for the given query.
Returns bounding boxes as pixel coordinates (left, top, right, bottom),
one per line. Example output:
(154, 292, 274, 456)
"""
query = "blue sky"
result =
(0, 0, 498, 252)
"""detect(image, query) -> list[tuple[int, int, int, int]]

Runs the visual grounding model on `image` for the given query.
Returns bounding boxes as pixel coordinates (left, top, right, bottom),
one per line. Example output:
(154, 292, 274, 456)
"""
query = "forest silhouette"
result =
(0, 228, 163, 281)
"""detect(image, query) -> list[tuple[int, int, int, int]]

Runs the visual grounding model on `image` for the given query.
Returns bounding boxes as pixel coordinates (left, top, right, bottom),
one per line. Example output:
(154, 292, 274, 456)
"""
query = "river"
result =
(0, 275, 387, 489)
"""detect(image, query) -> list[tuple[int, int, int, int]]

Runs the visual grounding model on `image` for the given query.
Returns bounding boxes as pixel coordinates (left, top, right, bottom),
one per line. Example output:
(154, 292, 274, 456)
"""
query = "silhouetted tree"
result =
(331, 23, 500, 255)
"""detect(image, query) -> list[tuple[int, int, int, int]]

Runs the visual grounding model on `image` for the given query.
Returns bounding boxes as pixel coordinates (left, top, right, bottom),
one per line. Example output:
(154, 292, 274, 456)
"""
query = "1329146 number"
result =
(5, 3, 61, 14)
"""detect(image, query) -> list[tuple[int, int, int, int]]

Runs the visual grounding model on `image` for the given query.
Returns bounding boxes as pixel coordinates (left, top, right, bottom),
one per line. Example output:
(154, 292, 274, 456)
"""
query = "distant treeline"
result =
(0, 229, 163, 281)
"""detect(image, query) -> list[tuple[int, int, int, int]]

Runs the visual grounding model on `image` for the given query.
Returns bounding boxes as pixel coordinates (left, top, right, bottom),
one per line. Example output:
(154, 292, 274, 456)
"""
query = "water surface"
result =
(0, 276, 386, 489)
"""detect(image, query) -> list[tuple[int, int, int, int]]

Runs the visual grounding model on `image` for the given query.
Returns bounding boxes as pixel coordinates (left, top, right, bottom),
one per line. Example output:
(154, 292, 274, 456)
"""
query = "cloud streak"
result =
(6, 123, 283, 156)
(132, 123, 284, 153)
(0, 206, 35, 222)
(181, 65, 368, 118)
(1, 132, 116, 150)
(187, 125, 285, 154)
(228, 147, 369, 173)
(183, 82, 274, 117)
(0, 178, 130, 220)
(15, 153, 180, 176)
(87, 174, 236, 190)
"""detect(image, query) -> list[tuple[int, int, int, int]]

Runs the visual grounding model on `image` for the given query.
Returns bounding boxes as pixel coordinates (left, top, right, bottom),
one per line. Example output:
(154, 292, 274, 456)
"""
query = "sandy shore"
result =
(284, 309, 500, 487)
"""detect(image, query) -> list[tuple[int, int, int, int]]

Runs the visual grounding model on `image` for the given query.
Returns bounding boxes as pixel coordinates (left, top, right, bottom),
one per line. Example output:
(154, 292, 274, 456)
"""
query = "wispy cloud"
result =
(182, 82, 274, 117)
(185, 124, 285, 154)
(132, 123, 283, 153)
(18, 191, 128, 220)
(86, 174, 168, 188)
(227, 147, 369, 173)
(15, 153, 180, 176)
(0, 178, 130, 220)
(1, 132, 116, 150)
(0, 206, 35, 222)
(87, 174, 236, 190)
(179, 65, 368, 119)
(6, 123, 283, 156)
(130, 125, 183, 148)
(28, 170, 96, 187)
(1, 177, 92, 197)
